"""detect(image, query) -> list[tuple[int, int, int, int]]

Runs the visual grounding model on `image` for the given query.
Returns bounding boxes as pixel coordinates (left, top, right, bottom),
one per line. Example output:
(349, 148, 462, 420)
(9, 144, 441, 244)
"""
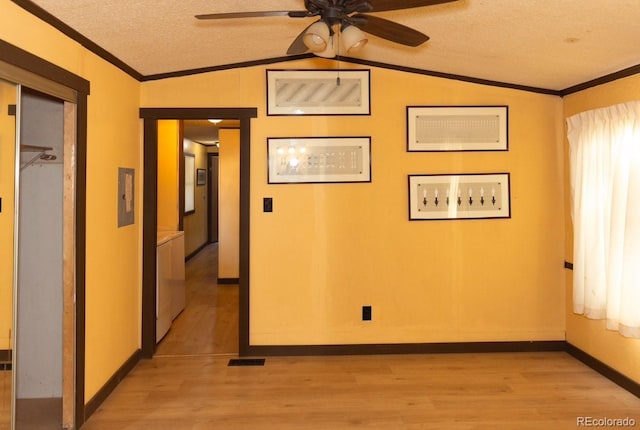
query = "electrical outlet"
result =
(362, 306, 372, 321)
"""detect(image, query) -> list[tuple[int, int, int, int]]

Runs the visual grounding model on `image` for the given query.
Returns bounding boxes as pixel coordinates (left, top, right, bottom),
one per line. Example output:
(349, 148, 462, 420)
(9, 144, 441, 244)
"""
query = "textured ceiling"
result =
(24, 0, 640, 91)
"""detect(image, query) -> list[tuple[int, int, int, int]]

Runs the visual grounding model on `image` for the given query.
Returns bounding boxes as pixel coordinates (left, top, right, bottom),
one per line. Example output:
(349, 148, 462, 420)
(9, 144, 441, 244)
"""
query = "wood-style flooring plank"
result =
(83, 244, 640, 429)
(82, 352, 640, 430)
(0, 370, 9, 430)
(155, 243, 238, 357)
(15, 398, 62, 429)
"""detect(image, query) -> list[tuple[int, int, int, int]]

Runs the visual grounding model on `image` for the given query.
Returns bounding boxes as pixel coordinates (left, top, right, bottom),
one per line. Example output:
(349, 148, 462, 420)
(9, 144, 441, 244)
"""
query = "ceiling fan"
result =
(196, 0, 458, 58)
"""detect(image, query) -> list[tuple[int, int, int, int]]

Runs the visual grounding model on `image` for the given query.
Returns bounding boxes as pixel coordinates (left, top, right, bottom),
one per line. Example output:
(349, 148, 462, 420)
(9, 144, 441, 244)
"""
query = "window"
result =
(567, 101, 640, 338)
(184, 153, 195, 214)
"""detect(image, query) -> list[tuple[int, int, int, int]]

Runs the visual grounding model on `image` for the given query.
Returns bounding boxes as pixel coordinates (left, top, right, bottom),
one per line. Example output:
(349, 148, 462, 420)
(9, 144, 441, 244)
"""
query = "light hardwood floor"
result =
(0, 369, 9, 430)
(81, 244, 640, 429)
(156, 243, 238, 357)
(82, 352, 639, 430)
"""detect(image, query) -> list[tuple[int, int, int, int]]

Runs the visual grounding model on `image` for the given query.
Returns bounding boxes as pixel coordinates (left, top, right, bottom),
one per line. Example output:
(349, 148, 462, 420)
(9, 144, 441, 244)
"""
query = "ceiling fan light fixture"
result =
(314, 37, 337, 58)
(341, 25, 368, 53)
(303, 21, 330, 52)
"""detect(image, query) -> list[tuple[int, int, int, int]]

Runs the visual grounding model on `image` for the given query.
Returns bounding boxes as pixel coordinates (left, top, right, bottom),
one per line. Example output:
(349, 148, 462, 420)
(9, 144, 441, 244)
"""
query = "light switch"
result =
(263, 197, 273, 213)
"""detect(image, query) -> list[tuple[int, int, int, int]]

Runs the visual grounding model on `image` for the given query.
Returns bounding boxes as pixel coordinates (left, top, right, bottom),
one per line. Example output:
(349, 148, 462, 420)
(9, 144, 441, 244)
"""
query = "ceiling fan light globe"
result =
(303, 21, 330, 52)
(315, 47, 336, 58)
(346, 38, 368, 53)
(342, 25, 368, 53)
(304, 34, 327, 51)
(314, 37, 336, 58)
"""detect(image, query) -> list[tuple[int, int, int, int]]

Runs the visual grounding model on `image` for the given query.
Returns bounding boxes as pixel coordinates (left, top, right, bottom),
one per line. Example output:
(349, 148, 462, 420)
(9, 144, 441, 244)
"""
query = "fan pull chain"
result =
(336, 29, 341, 86)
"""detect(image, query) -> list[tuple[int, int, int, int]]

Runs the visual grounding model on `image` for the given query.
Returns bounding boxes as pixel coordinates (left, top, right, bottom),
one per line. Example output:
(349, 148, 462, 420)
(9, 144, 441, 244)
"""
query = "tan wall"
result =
(183, 138, 208, 256)
(16, 0, 639, 400)
(78, 57, 141, 401)
(157, 120, 180, 231)
(142, 59, 566, 345)
(563, 75, 640, 384)
(0, 80, 17, 350)
(1, 0, 142, 401)
(218, 129, 240, 279)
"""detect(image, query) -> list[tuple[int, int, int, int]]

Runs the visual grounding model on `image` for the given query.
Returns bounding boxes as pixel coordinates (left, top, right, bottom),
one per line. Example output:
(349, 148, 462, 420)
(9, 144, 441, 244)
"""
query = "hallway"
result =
(156, 243, 239, 357)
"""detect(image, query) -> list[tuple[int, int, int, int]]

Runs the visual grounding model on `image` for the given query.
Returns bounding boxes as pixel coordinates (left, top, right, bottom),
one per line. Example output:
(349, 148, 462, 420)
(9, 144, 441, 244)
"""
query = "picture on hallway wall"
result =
(266, 69, 371, 116)
(267, 137, 371, 184)
(408, 173, 511, 220)
(407, 105, 509, 151)
(197, 168, 206, 186)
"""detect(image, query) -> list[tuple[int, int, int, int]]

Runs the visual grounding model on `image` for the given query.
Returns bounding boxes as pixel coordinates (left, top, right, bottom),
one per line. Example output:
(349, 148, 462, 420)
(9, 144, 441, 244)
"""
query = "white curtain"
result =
(567, 101, 640, 338)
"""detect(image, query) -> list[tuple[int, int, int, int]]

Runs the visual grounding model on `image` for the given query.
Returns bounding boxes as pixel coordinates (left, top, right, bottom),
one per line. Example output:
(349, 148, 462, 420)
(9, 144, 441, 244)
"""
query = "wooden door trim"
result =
(140, 108, 256, 358)
(62, 101, 77, 429)
(207, 153, 219, 244)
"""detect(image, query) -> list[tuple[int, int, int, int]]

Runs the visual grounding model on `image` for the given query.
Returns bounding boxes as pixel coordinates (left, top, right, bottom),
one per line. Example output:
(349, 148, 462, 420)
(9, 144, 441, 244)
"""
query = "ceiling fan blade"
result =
(195, 11, 308, 20)
(351, 14, 429, 47)
(287, 24, 313, 55)
(368, 0, 458, 12)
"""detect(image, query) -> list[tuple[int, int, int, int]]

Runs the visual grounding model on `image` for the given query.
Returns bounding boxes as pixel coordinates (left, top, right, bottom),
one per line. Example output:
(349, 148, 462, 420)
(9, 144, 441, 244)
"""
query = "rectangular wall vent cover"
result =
(228, 358, 266, 367)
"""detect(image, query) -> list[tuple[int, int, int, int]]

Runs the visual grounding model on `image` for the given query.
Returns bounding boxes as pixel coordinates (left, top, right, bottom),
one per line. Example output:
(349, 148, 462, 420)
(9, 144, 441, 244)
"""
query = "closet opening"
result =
(0, 40, 89, 430)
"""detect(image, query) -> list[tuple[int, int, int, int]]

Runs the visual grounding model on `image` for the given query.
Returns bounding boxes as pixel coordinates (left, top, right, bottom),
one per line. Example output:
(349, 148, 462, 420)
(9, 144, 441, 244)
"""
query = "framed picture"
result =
(267, 69, 371, 116)
(407, 106, 508, 151)
(267, 137, 371, 184)
(408, 173, 510, 220)
(196, 168, 206, 186)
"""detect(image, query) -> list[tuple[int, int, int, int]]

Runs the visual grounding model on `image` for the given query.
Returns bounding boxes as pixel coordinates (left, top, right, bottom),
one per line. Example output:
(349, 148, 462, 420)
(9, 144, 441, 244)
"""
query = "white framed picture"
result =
(407, 106, 508, 151)
(267, 137, 371, 184)
(267, 69, 371, 116)
(409, 173, 511, 220)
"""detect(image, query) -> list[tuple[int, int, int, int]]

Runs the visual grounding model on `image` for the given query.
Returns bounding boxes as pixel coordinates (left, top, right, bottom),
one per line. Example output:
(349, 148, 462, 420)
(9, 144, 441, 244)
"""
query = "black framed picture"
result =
(408, 173, 511, 220)
(196, 168, 206, 186)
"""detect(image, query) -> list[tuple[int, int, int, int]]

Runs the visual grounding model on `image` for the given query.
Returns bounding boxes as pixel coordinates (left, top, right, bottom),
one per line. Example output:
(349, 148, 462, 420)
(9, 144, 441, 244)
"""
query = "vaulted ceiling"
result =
(17, 0, 640, 93)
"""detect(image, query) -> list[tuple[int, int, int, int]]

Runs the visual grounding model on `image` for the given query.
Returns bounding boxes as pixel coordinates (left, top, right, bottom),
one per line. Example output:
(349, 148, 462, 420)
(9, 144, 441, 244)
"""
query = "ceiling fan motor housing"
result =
(308, 0, 374, 27)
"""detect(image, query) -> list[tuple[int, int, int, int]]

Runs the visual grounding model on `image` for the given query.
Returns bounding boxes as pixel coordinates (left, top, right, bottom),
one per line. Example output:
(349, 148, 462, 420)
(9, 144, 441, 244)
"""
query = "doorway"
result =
(155, 120, 239, 357)
(140, 108, 256, 359)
